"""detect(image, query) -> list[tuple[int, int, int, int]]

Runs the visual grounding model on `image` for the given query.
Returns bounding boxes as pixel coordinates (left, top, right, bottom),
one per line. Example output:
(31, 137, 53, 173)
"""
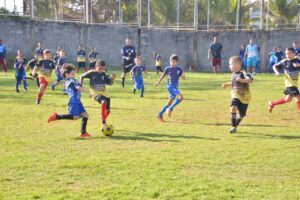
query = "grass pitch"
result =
(0, 69, 299, 200)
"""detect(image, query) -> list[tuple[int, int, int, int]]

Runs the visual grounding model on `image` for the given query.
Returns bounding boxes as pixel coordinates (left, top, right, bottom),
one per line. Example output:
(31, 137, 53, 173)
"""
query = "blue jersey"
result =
(54, 55, 60, 63)
(295, 48, 300, 56)
(0, 44, 6, 59)
(121, 46, 136, 61)
(77, 49, 86, 57)
(132, 65, 146, 79)
(65, 78, 82, 105)
(57, 56, 66, 67)
(88, 51, 98, 62)
(163, 66, 183, 88)
(14, 58, 27, 76)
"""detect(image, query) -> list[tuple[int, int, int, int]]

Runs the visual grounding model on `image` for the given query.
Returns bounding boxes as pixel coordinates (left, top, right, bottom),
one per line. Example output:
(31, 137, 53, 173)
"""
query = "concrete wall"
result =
(1, 18, 300, 72)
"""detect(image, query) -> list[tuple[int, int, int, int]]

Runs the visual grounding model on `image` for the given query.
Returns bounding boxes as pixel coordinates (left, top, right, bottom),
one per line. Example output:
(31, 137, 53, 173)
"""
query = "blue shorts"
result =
(68, 103, 86, 117)
(15, 72, 26, 82)
(167, 85, 180, 99)
(56, 70, 63, 82)
(134, 77, 144, 90)
(247, 57, 257, 68)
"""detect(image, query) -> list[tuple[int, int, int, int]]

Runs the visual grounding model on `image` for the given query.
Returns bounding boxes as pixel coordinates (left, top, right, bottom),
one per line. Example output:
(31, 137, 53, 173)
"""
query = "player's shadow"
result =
(119, 130, 219, 141)
(109, 135, 179, 143)
(237, 132, 300, 140)
(203, 123, 288, 128)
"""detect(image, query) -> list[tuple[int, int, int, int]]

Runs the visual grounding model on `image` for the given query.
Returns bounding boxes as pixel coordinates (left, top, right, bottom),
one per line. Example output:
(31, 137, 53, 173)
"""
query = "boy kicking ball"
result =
(48, 64, 92, 138)
(222, 56, 253, 134)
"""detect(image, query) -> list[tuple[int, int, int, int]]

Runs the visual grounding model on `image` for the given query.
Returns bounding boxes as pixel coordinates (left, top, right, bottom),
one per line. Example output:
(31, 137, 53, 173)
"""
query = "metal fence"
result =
(0, 0, 300, 31)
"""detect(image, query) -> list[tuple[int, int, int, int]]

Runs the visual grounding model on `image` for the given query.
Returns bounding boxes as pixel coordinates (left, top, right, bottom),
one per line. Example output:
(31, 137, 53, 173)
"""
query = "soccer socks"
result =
(23, 80, 27, 91)
(81, 117, 88, 133)
(231, 113, 237, 127)
(121, 78, 125, 87)
(141, 87, 144, 97)
(236, 117, 243, 126)
(159, 105, 169, 116)
(16, 82, 20, 92)
(169, 99, 181, 111)
(101, 103, 107, 124)
(271, 98, 287, 106)
(296, 101, 300, 110)
(57, 114, 74, 120)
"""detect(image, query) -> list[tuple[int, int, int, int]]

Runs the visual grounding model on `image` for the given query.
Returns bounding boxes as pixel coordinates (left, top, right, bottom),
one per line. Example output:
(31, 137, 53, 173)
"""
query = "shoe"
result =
(166, 108, 172, 118)
(157, 115, 165, 122)
(229, 127, 237, 134)
(16, 88, 20, 93)
(24, 88, 28, 92)
(51, 84, 55, 91)
(80, 133, 92, 138)
(268, 101, 274, 113)
(133, 88, 136, 94)
(36, 98, 41, 105)
(48, 113, 58, 123)
(140, 94, 144, 98)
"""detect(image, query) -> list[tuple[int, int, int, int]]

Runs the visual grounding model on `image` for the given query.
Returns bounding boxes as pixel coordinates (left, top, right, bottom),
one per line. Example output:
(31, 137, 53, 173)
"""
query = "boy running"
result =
(155, 54, 185, 121)
(26, 54, 40, 88)
(14, 50, 28, 93)
(32, 49, 56, 104)
(52, 50, 66, 91)
(80, 59, 116, 130)
(268, 47, 300, 112)
(222, 56, 253, 134)
(130, 56, 148, 97)
(48, 64, 91, 138)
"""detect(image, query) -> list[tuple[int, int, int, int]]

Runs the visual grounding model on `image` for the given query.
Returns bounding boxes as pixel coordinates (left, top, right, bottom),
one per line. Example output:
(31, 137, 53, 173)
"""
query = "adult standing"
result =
(208, 36, 223, 74)
(245, 38, 258, 74)
(121, 38, 136, 87)
(0, 39, 7, 74)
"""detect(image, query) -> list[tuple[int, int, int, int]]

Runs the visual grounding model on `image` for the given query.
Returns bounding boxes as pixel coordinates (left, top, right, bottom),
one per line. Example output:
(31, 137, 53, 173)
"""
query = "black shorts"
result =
(122, 60, 134, 73)
(283, 87, 300, 97)
(231, 98, 248, 117)
(156, 66, 163, 71)
(94, 95, 110, 109)
(78, 62, 86, 68)
(89, 62, 96, 69)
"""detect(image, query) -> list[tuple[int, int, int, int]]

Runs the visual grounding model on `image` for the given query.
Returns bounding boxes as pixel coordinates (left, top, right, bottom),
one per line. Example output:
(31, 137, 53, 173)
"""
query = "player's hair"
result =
(135, 56, 141, 60)
(170, 54, 179, 62)
(287, 47, 295, 53)
(44, 49, 51, 54)
(229, 56, 242, 66)
(96, 59, 106, 67)
(62, 63, 75, 78)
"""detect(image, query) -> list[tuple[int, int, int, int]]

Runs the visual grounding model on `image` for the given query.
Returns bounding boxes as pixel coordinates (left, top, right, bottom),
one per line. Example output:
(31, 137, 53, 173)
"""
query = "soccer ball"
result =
(102, 124, 114, 136)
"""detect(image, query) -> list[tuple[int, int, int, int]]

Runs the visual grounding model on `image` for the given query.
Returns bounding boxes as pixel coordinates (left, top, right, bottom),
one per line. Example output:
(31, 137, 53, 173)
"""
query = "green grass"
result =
(0, 69, 300, 200)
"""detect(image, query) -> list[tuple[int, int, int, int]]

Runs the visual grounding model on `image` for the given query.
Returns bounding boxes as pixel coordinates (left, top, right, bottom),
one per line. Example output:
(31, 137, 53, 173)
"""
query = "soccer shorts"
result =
(231, 98, 248, 117)
(39, 76, 49, 88)
(55, 69, 63, 82)
(134, 77, 144, 90)
(94, 95, 110, 109)
(122, 60, 134, 73)
(68, 102, 86, 117)
(247, 56, 257, 68)
(15, 72, 26, 83)
(78, 62, 86, 68)
(283, 87, 300, 97)
(211, 58, 221, 66)
(89, 62, 96, 69)
(167, 85, 180, 99)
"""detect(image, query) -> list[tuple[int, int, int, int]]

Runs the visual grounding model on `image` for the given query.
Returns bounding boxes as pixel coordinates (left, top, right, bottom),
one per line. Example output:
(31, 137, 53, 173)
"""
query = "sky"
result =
(0, 0, 23, 13)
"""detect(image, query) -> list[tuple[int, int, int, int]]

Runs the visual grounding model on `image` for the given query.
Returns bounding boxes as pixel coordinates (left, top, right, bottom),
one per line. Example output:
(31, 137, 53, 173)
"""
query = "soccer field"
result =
(0, 70, 299, 200)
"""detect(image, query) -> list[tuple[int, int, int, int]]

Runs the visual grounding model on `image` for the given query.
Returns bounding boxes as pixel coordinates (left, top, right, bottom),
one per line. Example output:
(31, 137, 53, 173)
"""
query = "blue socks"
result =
(158, 105, 169, 116)
(169, 99, 181, 111)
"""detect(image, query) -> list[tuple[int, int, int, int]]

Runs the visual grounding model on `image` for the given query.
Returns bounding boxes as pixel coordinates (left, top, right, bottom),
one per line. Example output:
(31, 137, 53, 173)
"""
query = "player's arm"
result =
(181, 72, 186, 80)
(80, 71, 91, 86)
(154, 74, 165, 87)
(130, 68, 134, 80)
(236, 76, 253, 84)
(222, 82, 232, 89)
(207, 48, 211, 60)
(273, 60, 284, 76)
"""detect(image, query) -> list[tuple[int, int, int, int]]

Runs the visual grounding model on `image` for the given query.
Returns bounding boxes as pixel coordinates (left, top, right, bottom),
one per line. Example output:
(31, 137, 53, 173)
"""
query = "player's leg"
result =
(141, 84, 144, 97)
(15, 76, 20, 93)
(0, 58, 7, 73)
(294, 94, 300, 110)
(230, 105, 238, 134)
(80, 112, 90, 137)
(166, 89, 183, 117)
(36, 77, 48, 104)
(236, 103, 248, 127)
(22, 75, 27, 92)
(268, 91, 293, 112)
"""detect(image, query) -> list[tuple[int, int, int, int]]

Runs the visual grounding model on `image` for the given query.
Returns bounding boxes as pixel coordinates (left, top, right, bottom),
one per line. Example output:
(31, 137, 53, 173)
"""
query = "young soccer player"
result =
(14, 50, 28, 93)
(77, 44, 87, 73)
(35, 42, 44, 61)
(53, 46, 61, 63)
(88, 47, 98, 70)
(155, 54, 185, 121)
(52, 50, 66, 91)
(130, 56, 148, 97)
(80, 59, 116, 130)
(48, 64, 91, 138)
(222, 56, 253, 134)
(26, 54, 40, 88)
(153, 51, 163, 74)
(32, 49, 56, 104)
(268, 47, 300, 112)
(121, 38, 136, 87)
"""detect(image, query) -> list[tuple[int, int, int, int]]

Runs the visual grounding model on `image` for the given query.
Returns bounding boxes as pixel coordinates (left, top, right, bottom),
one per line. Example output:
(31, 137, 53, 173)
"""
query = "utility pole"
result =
(194, 0, 198, 31)
(235, 0, 240, 31)
(30, 0, 34, 19)
(148, 0, 151, 28)
(177, 0, 180, 31)
(137, 0, 141, 27)
(260, 0, 264, 30)
(207, 0, 210, 31)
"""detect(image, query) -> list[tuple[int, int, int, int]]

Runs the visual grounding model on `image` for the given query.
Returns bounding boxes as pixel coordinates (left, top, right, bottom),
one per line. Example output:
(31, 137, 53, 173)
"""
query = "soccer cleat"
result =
(166, 108, 172, 118)
(35, 98, 41, 105)
(140, 95, 144, 98)
(157, 115, 165, 122)
(16, 88, 20, 93)
(133, 88, 136, 94)
(229, 127, 237, 134)
(51, 84, 55, 91)
(80, 133, 92, 138)
(268, 101, 274, 113)
(48, 112, 58, 123)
